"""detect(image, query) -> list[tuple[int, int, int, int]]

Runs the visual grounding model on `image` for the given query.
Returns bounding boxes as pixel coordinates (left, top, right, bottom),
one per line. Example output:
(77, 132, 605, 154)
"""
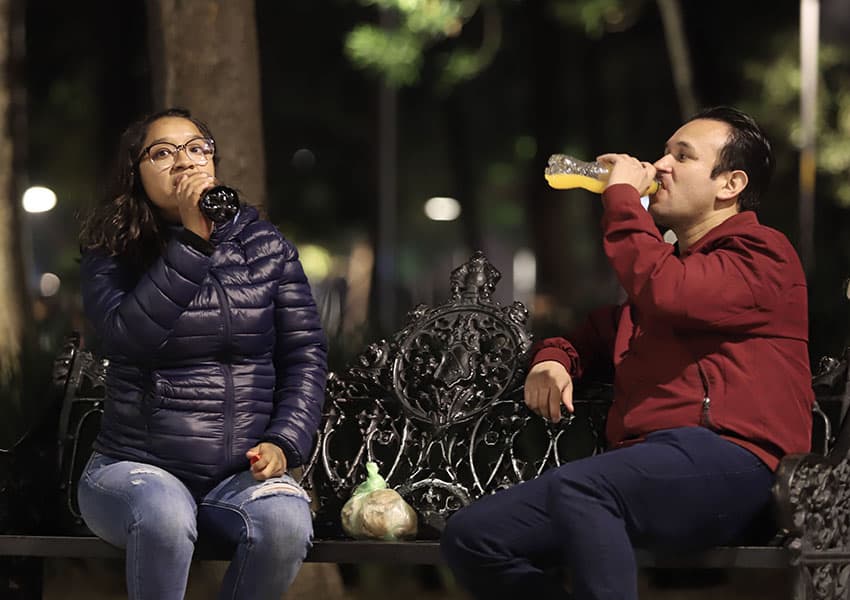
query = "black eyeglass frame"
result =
(136, 136, 216, 169)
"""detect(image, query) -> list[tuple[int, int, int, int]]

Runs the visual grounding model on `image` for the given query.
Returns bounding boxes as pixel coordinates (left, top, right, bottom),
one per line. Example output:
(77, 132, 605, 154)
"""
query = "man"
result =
(440, 107, 813, 600)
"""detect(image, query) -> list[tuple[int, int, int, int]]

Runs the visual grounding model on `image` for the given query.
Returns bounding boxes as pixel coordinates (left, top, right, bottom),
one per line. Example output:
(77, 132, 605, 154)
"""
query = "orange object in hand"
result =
(545, 154, 659, 195)
(250, 454, 261, 465)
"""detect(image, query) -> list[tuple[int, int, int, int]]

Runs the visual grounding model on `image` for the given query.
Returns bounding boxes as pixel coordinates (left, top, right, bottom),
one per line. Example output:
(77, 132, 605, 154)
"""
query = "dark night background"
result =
(26, 0, 850, 352)
(22, 1, 850, 361)
(8, 2, 848, 423)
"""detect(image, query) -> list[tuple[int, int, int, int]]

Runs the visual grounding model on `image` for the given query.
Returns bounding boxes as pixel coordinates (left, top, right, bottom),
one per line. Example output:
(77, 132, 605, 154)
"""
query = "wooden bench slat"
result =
(0, 535, 122, 559)
(634, 547, 791, 570)
(0, 535, 445, 565)
(0, 535, 791, 569)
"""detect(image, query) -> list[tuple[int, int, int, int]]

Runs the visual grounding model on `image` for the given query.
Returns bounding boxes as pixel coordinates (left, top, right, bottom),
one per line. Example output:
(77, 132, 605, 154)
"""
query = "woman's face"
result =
(137, 116, 216, 222)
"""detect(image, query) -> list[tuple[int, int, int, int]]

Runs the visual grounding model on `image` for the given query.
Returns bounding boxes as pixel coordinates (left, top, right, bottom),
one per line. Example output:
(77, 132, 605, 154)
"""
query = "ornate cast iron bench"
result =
(1, 251, 849, 600)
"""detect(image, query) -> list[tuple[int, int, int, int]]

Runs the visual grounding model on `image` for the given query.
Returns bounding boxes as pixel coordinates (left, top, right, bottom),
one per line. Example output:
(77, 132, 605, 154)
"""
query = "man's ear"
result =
(717, 169, 748, 202)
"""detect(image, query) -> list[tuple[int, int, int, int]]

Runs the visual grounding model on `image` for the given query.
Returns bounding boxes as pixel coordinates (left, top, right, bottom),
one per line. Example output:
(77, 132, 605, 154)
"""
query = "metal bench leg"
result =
(791, 566, 808, 600)
(791, 563, 849, 600)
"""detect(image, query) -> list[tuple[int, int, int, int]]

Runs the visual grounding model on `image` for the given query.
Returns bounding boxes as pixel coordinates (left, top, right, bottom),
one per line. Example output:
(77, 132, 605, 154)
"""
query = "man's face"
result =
(650, 118, 733, 229)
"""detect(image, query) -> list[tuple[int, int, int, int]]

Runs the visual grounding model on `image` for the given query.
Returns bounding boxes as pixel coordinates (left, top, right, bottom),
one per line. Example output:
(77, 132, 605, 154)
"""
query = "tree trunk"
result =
(0, 0, 28, 384)
(146, 0, 267, 207)
(522, 1, 581, 333)
(656, 0, 698, 119)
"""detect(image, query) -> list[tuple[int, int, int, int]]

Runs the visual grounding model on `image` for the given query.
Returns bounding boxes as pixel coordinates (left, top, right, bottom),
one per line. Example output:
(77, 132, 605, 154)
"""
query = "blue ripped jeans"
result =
(77, 452, 313, 600)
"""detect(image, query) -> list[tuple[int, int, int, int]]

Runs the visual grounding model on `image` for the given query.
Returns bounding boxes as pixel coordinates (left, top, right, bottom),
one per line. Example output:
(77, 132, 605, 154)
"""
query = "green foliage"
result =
(388, 0, 465, 35)
(744, 37, 850, 206)
(345, 0, 498, 90)
(441, 48, 485, 89)
(549, 0, 645, 37)
(344, 0, 654, 89)
(347, 24, 424, 87)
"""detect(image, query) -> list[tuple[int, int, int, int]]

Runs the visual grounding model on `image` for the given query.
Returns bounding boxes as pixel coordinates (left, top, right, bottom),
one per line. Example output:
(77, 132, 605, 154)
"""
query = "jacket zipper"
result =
(141, 367, 153, 442)
(696, 362, 715, 429)
(222, 363, 234, 462)
(210, 275, 235, 463)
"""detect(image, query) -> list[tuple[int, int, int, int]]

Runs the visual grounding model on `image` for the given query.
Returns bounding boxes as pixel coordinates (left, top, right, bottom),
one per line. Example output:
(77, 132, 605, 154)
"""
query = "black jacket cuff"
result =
(178, 229, 215, 256)
(262, 436, 302, 468)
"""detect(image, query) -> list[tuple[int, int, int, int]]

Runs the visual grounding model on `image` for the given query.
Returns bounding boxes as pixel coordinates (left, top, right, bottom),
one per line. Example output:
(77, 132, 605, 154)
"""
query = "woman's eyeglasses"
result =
(139, 137, 215, 170)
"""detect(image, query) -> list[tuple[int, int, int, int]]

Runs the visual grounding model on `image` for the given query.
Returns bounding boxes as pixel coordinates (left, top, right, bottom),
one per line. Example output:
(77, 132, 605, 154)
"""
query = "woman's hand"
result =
(173, 171, 215, 240)
(246, 442, 288, 481)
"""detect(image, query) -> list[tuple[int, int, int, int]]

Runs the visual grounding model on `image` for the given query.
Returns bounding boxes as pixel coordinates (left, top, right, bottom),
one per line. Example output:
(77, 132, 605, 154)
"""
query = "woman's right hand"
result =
(174, 171, 216, 240)
(524, 360, 574, 422)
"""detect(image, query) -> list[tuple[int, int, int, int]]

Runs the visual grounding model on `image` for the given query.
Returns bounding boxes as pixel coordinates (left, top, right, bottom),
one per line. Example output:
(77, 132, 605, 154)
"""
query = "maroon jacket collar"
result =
(681, 210, 759, 256)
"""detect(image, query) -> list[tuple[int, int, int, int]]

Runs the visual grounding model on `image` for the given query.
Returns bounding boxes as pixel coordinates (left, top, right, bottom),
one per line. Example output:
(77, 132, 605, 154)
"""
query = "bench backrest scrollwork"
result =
(774, 349, 850, 566)
(53, 333, 106, 531)
(773, 347, 850, 597)
(302, 251, 611, 536)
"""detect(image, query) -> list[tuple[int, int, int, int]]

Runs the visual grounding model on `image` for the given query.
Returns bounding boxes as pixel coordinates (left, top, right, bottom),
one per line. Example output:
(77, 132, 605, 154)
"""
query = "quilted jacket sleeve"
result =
(261, 239, 328, 468)
(80, 239, 212, 360)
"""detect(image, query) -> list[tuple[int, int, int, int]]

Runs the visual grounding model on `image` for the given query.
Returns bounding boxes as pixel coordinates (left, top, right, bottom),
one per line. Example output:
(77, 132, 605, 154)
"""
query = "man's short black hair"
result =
(687, 106, 774, 212)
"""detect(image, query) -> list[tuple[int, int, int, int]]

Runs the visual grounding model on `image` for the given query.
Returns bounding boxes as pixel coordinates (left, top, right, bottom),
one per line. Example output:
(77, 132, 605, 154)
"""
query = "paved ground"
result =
(44, 559, 794, 599)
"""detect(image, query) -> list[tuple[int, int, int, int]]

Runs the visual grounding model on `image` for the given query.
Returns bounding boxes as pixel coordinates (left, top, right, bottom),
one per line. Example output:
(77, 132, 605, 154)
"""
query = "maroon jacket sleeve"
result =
(600, 184, 801, 335)
(530, 304, 621, 382)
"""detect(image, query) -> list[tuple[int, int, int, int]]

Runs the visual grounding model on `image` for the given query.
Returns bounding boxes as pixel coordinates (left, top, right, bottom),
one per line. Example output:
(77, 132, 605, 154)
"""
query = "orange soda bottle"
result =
(545, 154, 659, 195)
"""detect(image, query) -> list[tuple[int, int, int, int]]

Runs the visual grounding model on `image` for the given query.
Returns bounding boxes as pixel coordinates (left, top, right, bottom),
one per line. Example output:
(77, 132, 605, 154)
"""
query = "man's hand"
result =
(246, 442, 287, 481)
(597, 153, 656, 196)
(524, 360, 574, 422)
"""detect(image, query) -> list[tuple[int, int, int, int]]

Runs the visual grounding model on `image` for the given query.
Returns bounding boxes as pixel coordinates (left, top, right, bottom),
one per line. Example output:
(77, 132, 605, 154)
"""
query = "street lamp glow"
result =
(513, 248, 536, 294)
(22, 186, 57, 213)
(39, 272, 61, 297)
(424, 196, 461, 221)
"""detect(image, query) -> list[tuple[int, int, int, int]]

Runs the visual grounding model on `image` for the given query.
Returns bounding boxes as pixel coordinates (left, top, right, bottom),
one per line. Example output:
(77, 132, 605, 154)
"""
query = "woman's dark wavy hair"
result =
(79, 107, 218, 270)
(687, 106, 774, 212)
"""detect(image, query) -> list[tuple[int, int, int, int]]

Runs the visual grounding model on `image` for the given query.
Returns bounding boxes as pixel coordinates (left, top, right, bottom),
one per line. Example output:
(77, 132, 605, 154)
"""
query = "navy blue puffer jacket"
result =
(80, 205, 328, 496)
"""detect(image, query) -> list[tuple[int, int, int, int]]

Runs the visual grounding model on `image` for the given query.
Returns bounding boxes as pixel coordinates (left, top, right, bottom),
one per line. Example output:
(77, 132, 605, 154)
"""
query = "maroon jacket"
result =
(532, 184, 813, 470)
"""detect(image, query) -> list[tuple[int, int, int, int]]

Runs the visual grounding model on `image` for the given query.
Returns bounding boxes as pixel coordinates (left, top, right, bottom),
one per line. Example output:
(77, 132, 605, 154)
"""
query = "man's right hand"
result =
(523, 360, 574, 423)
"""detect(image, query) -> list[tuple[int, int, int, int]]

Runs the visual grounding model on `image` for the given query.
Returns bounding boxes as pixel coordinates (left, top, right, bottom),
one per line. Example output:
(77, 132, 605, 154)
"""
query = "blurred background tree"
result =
(146, 0, 267, 207)
(11, 0, 847, 365)
(0, 0, 26, 387)
(7, 0, 846, 397)
(0, 0, 45, 453)
(341, 0, 699, 333)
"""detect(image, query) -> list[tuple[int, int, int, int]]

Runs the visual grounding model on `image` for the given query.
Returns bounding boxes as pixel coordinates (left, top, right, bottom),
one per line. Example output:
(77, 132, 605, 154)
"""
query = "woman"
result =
(77, 107, 327, 600)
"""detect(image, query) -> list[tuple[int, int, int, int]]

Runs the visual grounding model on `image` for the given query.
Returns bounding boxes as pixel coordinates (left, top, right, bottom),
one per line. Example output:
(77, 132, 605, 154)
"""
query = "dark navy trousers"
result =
(440, 426, 774, 600)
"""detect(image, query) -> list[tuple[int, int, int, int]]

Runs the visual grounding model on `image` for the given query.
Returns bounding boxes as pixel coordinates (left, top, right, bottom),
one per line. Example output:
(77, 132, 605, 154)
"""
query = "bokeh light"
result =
(423, 196, 461, 221)
(39, 272, 61, 297)
(299, 244, 333, 281)
(22, 186, 57, 213)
